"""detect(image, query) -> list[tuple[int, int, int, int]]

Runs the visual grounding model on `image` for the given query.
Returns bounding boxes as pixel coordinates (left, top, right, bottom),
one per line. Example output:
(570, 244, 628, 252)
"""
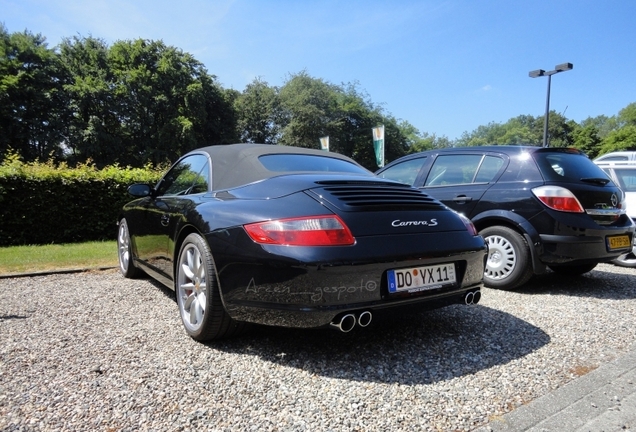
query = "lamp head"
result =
(555, 62, 573, 72)
(529, 69, 545, 78)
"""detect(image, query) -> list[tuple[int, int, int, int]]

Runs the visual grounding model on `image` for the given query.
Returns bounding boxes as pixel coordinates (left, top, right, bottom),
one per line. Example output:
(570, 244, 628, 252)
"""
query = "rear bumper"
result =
(539, 231, 634, 264)
(223, 284, 483, 328)
(207, 229, 487, 328)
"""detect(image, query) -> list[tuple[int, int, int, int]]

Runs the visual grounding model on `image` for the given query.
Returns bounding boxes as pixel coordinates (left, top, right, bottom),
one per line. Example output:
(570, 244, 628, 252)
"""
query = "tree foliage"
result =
(277, 71, 340, 149)
(242, 72, 413, 169)
(1, 25, 635, 169)
(1, 29, 236, 168)
(0, 25, 69, 161)
(591, 103, 636, 155)
(59, 37, 237, 167)
(234, 78, 281, 144)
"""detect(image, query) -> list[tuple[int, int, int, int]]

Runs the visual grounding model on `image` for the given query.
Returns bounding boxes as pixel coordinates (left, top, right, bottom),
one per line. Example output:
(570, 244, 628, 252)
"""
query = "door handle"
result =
(453, 195, 472, 203)
(160, 214, 170, 227)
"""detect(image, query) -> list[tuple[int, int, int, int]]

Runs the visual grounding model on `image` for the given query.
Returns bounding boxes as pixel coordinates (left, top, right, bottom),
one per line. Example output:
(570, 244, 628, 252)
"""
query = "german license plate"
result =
(607, 235, 631, 250)
(388, 263, 456, 294)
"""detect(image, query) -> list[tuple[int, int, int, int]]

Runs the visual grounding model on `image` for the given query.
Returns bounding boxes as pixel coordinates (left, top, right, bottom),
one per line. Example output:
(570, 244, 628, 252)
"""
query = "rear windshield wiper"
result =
(580, 177, 610, 185)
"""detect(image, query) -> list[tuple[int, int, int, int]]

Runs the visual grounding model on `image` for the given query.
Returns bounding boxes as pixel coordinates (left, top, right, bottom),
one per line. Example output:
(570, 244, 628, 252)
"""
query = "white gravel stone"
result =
(1, 264, 635, 431)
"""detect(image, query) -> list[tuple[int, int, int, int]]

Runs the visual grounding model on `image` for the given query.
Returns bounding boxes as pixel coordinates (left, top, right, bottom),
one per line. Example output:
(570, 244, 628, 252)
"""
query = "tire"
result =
(481, 226, 533, 290)
(117, 218, 143, 279)
(548, 263, 598, 275)
(175, 233, 246, 341)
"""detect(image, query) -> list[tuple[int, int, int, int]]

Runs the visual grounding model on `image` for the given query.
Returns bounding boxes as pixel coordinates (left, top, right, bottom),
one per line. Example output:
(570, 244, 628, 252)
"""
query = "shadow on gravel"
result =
(131, 267, 635, 385)
(510, 266, 636, 300)
(208, 304, 550, 386)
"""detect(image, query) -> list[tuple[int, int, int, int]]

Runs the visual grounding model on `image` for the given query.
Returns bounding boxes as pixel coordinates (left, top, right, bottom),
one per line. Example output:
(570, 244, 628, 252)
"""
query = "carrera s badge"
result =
(392, 219, 438, 227)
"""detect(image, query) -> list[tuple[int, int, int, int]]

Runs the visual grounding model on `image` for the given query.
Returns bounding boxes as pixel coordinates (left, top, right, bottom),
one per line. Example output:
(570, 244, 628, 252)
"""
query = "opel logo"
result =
(611, 193, 618, 207)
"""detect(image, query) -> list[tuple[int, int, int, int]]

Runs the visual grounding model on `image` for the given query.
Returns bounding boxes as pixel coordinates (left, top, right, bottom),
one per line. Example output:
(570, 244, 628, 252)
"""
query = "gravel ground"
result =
(1, 264, 636, 432)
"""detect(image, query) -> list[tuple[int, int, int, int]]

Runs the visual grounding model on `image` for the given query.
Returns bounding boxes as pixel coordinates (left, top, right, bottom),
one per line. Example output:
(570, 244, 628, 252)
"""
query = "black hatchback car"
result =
(377, 146, 635, 290)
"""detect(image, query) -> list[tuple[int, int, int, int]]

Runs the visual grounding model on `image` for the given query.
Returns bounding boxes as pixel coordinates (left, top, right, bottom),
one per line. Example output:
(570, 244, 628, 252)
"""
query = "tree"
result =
(108, 39, 215, 166)
(617, 103, 636, 127)
(454, 112, 576, 148)
(59, 38, 238, 167)
(278, 71, 340, 149)
(276, 73, 410, 169)
(0, 25, 69, 161)
(59, 35, 119, 165)
(580, 114, 618, 139)
(579, 104, 636, 157)
(455, 122, 510, 146)
(598, 125, 636, 155)
(544, 112, 576, 148)
(399, 121, 452, 154)
(327, 81, 385, 162)
(572, 124, 602, 159)
(498, 115, 542, 144)
(198, 77, 240, 147)
(234, 78, 281, 144)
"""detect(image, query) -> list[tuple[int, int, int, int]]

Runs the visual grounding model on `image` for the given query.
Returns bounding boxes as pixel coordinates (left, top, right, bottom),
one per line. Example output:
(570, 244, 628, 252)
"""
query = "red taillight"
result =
(244, 215, 355, 246)
(532, 186, 585, 213)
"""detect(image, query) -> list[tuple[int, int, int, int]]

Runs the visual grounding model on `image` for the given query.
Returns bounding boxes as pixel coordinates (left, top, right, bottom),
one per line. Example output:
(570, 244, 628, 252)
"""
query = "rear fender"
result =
(472, 209, 546, 274)
(172, 224, 231, 311)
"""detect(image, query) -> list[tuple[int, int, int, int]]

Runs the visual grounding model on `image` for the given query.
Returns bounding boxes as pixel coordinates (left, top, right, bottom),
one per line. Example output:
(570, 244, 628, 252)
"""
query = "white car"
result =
(595, 160, 636, 267)
(595, 151, 636, 162)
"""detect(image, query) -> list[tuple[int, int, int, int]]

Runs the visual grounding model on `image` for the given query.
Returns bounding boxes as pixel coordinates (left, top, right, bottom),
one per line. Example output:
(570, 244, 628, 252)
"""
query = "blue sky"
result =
(2, 0, 635, 140)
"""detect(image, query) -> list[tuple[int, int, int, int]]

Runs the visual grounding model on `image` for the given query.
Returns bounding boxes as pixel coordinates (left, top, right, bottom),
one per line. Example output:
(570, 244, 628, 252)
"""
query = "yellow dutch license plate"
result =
(607, 235, 631, 250)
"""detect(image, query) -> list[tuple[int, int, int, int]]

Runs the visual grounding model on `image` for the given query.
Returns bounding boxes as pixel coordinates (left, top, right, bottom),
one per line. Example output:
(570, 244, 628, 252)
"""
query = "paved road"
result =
(475, 343, 636, 431)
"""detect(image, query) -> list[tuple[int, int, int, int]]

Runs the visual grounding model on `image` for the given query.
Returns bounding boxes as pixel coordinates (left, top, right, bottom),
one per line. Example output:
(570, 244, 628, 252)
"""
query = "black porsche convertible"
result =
(118, 144, 487, 340)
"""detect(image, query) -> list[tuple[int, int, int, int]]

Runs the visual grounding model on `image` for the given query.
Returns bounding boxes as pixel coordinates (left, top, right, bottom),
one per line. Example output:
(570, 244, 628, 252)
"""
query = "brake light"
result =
(531, 186, 585, 213)
(244, 215, 355, 246)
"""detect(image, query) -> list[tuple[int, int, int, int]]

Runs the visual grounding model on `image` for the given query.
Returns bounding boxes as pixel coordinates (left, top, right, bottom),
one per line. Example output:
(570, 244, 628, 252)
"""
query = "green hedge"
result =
(0, 154, 164, 247)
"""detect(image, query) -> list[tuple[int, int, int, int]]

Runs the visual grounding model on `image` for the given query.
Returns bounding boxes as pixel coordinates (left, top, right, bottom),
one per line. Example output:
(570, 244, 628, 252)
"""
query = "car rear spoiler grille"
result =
(309, 181, 444, 210)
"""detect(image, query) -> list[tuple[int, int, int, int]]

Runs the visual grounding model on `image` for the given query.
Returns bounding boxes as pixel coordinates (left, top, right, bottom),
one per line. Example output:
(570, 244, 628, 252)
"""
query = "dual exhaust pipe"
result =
(330, 310, 373, 333)
(464, 289, 481, 305)
(330, 290, 480, 332)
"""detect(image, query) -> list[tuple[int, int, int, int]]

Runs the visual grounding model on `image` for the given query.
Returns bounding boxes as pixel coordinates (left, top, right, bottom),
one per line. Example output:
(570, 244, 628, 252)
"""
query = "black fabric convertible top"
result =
(192, 143, 372, 191)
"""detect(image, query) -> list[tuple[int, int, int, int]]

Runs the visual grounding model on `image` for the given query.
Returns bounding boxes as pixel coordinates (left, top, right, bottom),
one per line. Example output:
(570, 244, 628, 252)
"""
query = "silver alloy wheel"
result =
(177, 243, 207, 333)
(484, 234, 517, 281)
(118, 220, 132, 273)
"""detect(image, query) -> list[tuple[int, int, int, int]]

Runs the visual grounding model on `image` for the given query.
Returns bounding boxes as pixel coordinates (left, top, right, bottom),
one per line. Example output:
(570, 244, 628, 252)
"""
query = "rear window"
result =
(258, 154, 370, 175)
(534, 151, 610, 182)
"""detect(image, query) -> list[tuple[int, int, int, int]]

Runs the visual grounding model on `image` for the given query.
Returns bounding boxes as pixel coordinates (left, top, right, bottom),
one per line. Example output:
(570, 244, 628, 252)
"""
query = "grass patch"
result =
(0, 241, 118, 275)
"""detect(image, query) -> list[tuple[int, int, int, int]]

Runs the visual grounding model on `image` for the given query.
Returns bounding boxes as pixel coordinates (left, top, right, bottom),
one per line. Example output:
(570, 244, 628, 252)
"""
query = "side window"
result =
(158, 155, 210, 196)
(474, 155, 504, 183)
(499, 152, 543, 182)
(425, 155, 483, 186)
(377, 157, 427, 186)
(190, 164, 210, 194)
(615, 169, 636, 192)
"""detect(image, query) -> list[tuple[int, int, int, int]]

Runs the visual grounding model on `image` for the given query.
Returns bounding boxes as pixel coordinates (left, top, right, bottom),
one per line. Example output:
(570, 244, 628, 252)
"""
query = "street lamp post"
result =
(529, 62, 573, 147)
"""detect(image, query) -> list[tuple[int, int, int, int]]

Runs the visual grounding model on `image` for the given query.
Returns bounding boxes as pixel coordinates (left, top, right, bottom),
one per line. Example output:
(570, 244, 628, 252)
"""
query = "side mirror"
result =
(127, 184, 153, 198)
